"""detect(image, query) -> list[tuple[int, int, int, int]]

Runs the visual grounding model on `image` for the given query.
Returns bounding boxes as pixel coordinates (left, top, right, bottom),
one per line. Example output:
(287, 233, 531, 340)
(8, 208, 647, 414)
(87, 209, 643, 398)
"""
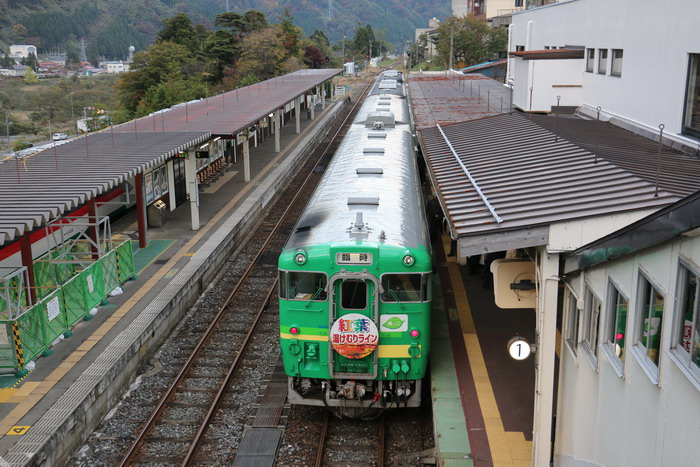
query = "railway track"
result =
(118, 80, 375, 466)
(315, 412, 386, 467)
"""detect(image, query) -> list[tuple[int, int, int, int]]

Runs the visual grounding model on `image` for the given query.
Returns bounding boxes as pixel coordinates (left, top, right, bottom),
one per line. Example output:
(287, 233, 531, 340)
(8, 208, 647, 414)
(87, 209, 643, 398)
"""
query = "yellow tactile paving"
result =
(442, 233, 533, 466)
(0, 113, 324, 439)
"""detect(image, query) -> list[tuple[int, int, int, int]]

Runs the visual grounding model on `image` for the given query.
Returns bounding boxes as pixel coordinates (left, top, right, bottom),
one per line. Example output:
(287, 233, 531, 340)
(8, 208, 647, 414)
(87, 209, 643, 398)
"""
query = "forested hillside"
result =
(0, 0, 450, 59)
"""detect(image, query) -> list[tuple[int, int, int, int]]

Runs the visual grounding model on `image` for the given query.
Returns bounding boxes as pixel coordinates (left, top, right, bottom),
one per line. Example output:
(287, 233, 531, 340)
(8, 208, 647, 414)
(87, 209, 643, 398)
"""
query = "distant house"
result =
(9, 45, 37, 60)
(0, 65, 29, 77)
(101, 61, 130, 74)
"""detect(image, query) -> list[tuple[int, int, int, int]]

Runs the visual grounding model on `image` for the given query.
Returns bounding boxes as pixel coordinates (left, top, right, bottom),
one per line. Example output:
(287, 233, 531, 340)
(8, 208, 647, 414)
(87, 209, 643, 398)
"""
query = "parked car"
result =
(52, 133, 67, 141)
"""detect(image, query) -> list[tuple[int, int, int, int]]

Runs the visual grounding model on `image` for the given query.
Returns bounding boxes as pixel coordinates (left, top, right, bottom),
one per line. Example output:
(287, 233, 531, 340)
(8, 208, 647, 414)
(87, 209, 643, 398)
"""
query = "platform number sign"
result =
(507, 336, 532, 361)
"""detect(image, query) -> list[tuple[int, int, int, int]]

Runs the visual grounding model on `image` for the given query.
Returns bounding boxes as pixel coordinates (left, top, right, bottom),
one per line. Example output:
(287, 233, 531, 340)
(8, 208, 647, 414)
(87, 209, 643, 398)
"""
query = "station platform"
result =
(0, 91, 351, 466)
(431, 231, 538, 467)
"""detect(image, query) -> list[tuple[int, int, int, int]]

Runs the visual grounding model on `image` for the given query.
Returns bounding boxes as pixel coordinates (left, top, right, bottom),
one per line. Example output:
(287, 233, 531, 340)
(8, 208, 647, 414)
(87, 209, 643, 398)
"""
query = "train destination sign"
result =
(336, 252, 373, 265)
(330, 313, 379, 359)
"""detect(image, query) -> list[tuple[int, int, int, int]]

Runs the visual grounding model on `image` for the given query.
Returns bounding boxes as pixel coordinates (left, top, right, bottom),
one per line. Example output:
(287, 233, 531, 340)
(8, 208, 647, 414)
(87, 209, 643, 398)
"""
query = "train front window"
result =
(381, 274, 425, 302)
(341, 280, 367, 310)
(279, 271, 327, 301)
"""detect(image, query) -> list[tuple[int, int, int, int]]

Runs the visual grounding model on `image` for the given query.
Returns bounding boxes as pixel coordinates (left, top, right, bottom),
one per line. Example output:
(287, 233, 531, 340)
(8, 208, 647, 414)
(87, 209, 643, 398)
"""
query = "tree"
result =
(136, 72, 206, 117)
(24, 67, 38, 84)
(11, 24, 28, 40)
(303, 45, 324, 68)
(309, 30, 329, 48)
(434, 15, 507, 68)
(157, 13, 202, 55)
(278, 9, 302, 57)
(235, 28, 288, 81)
(116, 41, 196, 113)
(23, 52, 38, 71)
(0, 54, 15, 67)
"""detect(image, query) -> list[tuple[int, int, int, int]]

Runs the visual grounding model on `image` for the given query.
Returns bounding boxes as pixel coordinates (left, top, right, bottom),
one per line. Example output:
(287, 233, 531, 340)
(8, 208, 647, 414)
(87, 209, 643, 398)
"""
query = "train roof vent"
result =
(365, 111, 395, 128)
(356, 168, 383, 175)
(379, 95, 391, 100)
(367, 132, 386, 139)
(348, 196, 380, 205)
(363, 147, 385, 155)
(379, 79, 397, 89)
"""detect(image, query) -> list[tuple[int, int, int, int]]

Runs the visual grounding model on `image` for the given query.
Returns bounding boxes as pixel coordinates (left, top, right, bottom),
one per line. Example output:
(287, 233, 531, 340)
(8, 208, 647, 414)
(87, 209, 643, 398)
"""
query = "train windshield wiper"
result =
(388, 289, 406, 310)
(305, 287, 324, 307)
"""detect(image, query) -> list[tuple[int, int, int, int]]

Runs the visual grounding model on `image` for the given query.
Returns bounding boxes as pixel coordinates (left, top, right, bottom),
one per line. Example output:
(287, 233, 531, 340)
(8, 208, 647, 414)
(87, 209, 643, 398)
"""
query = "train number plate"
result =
(336, 252, 373, 265)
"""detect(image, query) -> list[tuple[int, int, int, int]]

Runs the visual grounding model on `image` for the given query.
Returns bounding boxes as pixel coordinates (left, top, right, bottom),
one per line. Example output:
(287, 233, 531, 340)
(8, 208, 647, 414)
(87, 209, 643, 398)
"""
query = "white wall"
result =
(512, 57, 583, 111)
(558, 236, 700, 466)
(510, 0, 700, 149)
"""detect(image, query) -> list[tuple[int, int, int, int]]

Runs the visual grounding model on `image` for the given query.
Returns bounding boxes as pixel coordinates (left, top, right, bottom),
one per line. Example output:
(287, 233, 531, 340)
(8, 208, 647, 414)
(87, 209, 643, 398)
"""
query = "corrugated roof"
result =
(459, 59, 507, 73)
(407, 73, 512, 130)
(0, 131, 209, 245)
(116, 68, 342, 136)
(530, 114, 700, 197)
(509, 49, 584, 60)
(419, 113, 680, 238)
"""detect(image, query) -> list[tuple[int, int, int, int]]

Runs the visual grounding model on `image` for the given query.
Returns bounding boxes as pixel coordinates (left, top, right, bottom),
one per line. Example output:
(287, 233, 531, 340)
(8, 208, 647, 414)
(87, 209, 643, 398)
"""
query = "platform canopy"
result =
(117, 68, 343, 136)
(0, 131, 210, 245)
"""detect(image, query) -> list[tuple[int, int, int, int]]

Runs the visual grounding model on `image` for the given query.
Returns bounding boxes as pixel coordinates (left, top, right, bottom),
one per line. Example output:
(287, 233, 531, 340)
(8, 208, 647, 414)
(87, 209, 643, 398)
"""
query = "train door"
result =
(328, 273, 380, 379)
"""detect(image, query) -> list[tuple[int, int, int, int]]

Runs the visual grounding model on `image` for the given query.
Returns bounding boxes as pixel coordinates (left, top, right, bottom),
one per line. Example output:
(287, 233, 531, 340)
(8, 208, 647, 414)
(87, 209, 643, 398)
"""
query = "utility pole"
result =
(449, 19, 455, 71)
(342, 35, 346, 65)
(70, 92, 76, 133)
(4, 110, 11, 146)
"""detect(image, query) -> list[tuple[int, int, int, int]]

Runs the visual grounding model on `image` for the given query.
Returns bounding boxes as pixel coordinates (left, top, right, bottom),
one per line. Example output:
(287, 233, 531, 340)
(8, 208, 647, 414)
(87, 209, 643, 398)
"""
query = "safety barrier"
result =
(0, 240, 135, 375)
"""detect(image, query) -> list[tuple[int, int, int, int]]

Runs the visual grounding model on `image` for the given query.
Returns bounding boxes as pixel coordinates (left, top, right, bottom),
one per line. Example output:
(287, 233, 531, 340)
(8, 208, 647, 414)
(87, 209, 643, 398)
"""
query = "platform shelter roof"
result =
(117, 69, 343, 137)
(0, 131, 209, 246)
(418, 113, 691, 250)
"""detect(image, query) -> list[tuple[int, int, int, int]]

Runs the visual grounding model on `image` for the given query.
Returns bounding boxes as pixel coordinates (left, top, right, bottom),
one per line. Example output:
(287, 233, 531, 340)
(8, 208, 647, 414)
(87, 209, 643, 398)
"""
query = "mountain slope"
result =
(0, 0, 450, 59)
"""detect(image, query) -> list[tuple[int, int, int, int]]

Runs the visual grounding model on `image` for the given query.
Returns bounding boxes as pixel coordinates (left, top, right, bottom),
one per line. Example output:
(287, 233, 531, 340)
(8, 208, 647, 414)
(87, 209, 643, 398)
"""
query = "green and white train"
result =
(278, 72, 432, 414)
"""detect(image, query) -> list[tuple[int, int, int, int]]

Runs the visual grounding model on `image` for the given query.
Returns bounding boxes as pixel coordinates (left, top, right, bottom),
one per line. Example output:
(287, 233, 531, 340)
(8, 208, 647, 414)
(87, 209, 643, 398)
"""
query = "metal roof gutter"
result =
(563, 190, 700, 274)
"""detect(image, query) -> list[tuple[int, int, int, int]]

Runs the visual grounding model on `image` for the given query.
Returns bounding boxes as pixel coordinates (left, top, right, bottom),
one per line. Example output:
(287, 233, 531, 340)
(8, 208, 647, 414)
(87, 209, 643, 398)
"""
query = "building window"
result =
(585, 48, 595, 72)
(515, 0, 524, 7)
(565, 287, 580, 355)
(583, 286, 601, 362)
(683, 54, 700, 138)
(515, 45, 525, 52)
(611, 49, 623, 77)
(636, 273, 665, 370)
(598, 49, 608, 74)
(673, 263, 700, 380)
(604, 281, 628, 372)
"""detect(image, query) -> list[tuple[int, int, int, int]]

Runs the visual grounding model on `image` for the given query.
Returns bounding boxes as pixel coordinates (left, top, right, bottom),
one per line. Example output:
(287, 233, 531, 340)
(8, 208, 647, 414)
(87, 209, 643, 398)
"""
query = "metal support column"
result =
(532, 248, 559, 467)
(322, 84, 326, 110)
(166, 160, 176, 211)
(295, 96, 301, 134)
(274, 110, 281, 153)
(185, 152, 200, 230)
(243, 136, 251, 182)
(135, 173, 147, 248)
(19, 232, 36, 304)
(310, 93, 315, 120)
(88, 198, 99, 260)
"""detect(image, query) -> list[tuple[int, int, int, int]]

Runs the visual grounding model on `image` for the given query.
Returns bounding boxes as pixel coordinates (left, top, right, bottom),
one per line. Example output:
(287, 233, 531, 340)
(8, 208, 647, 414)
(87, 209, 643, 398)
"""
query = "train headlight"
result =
(403, 254, 415, 267)
(294, 250, 307, 265)
(410, 329, 420, 338)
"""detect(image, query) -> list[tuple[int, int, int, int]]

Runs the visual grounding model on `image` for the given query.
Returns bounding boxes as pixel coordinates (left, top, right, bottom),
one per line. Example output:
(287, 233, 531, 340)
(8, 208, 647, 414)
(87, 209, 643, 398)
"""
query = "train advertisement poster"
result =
(330, 313, 379, 359)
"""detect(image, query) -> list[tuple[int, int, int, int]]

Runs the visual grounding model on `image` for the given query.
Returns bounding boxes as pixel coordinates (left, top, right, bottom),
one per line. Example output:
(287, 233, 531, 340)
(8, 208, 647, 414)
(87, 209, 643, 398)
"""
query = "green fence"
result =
(0, 240, 135, 375)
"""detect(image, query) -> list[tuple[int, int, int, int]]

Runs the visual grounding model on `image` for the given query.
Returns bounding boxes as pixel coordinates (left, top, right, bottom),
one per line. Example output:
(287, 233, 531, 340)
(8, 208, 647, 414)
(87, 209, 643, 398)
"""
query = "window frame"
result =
(564, 285, 581, 359)
(585, 48, 595, 73)
(631, 269, 666, 383)
(610, 49, 623, 77)
(581, 284, 602, 369)
(670, 259, 700, 385)
(682, 53, 700, 138)
(379, 272, 432, 303)
(602, 279, 628, 377)
(278, 269, 329, 302)
(597, 48, 608, 75)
